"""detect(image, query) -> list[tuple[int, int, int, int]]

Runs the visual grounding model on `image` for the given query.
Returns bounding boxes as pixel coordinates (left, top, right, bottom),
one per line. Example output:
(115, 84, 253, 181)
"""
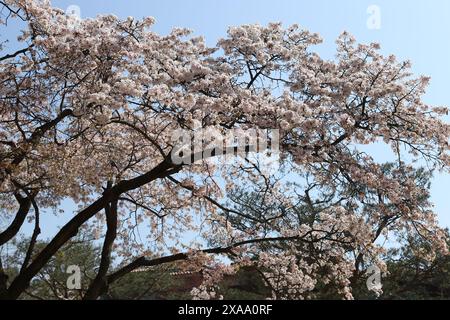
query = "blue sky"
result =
(8, 0, 450, 237)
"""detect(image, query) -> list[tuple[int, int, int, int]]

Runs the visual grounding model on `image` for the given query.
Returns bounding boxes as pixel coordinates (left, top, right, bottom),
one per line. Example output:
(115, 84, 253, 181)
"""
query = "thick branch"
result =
(20, 197, 41, 272)
(0, 194, 32, 246)
(106, 235, 309, 286)
(4, 158, 181, 300)
(0, 45, 33, 62)
(83, 191, 118, 300)
(0, 258, 8, 299)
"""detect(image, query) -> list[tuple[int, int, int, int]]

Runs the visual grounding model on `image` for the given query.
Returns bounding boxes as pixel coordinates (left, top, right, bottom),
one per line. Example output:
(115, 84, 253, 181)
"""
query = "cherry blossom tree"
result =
(0, 0, 448, 300)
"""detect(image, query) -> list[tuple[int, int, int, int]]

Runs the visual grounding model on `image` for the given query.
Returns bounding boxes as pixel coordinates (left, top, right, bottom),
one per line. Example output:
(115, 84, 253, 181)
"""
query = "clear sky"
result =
(10, 0, 450, 237)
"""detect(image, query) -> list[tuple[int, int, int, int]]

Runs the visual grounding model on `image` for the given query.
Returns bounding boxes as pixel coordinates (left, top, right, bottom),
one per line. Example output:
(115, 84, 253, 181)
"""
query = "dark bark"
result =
(83, 191, 118, 300)
(0, 258, 8, 299)
(0, 45, 33, 62)
(0, 194, 32, 246)
(20, 198, 41, 272)
(103, 234, 313, 296)
(3, 159, 181, 300)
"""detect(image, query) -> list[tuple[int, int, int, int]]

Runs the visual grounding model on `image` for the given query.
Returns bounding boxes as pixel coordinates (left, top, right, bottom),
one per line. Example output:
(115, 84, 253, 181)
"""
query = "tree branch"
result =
(0, 194, 32, 246)
(4, 158, 181, 300)
(83, 185, 118, 300)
